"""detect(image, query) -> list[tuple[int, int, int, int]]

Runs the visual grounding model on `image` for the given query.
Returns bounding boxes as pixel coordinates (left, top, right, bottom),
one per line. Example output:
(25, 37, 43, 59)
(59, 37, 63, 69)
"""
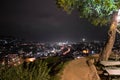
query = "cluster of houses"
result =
(0, 36, 120, 66)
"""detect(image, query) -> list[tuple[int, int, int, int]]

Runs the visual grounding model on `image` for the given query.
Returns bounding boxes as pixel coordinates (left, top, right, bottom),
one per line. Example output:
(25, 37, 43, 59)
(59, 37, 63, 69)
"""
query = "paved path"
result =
(60, 58, 100, 80)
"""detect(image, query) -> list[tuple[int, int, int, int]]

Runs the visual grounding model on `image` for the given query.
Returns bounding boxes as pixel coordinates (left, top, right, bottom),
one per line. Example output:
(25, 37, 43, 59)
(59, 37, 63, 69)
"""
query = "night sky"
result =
(0, 0, 109, 42)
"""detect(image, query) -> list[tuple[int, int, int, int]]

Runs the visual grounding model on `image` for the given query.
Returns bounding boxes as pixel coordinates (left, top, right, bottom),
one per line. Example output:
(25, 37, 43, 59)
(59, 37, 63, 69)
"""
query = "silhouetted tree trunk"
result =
(100, 12, 118, 61)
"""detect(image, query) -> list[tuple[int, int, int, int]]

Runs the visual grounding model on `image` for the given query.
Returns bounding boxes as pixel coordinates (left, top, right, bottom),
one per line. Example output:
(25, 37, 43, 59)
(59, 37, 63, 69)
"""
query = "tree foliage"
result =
(56, 0, 120, 26)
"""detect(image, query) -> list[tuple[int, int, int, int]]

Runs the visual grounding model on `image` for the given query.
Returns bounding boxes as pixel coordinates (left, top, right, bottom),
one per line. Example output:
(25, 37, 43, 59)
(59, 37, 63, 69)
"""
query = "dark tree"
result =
(56, 0, 120, 61)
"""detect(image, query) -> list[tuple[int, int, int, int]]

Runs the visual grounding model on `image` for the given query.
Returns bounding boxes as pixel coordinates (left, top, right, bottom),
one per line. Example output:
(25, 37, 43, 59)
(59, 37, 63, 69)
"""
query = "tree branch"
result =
(108, 30, 112, 36)
(116, 28, 120, 34)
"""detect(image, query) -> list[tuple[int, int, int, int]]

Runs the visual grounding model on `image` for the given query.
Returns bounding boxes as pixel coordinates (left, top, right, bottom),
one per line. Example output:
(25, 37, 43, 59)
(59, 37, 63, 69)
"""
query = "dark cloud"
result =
(0, 0, 109, 42)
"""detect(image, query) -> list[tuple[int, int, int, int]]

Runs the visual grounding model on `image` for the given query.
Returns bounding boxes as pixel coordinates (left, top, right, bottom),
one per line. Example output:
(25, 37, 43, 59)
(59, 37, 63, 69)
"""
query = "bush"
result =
(0, 60, 50, 80)
(44, 56, 67, 80)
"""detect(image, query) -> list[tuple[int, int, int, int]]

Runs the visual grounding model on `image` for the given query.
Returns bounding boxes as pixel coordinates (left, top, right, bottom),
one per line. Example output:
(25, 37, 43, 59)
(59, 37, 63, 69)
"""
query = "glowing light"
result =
(117, 16, 120, 23)
(118, 9, 120, 16)
(83, 49, 89, 54)
(117, 9, 120, 23)
(82, 38, 85, 42)
(26, 58, 36, 62)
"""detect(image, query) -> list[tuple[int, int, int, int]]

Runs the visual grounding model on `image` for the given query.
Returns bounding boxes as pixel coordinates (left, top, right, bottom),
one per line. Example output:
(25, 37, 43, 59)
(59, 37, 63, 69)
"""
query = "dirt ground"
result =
(60, 57, 100, 80)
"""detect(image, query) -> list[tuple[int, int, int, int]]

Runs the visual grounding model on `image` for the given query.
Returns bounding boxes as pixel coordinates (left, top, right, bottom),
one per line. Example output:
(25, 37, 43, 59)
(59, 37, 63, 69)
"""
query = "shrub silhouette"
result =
(0, 60, 50, 80)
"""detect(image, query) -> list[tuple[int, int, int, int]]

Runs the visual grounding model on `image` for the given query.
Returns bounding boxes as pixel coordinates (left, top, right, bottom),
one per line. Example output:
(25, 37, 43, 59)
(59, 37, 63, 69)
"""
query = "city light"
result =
(25, 58, 36, 62)
(82, 49, 89, 54)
